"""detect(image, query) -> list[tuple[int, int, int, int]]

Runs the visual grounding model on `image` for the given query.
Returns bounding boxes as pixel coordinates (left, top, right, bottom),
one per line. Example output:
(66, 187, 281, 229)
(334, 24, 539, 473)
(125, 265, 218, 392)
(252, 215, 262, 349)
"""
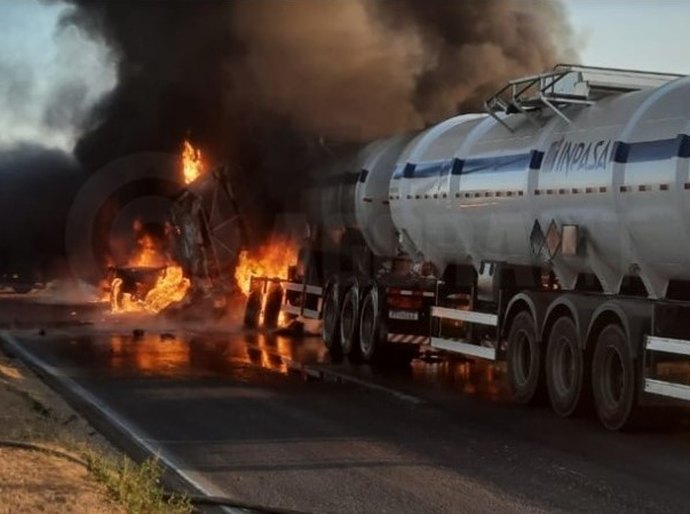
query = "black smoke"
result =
(0, 145, 86, 278)
(59, 0, 576, 243)
(1, 0, 576, 278)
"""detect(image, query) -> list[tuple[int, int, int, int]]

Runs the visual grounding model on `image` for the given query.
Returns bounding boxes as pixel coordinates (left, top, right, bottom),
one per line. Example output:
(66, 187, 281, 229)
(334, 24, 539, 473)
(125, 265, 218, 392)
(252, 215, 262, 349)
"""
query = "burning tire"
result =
(243, 290, 263, 329)
(263, 283, 284, 330)
(340, 283, 360, 359)
(507, 310, 544, 405)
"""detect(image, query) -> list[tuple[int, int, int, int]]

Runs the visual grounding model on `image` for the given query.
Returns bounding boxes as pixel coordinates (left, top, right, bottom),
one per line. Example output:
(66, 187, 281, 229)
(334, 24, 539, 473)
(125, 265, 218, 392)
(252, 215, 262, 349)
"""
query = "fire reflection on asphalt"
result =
(43, 329, 510, 402)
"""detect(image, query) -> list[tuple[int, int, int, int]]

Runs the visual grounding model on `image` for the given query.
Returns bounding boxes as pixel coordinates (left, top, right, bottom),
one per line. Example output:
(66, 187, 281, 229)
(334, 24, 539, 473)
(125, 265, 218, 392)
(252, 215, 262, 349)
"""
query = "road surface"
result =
(1, 295, 690, 513)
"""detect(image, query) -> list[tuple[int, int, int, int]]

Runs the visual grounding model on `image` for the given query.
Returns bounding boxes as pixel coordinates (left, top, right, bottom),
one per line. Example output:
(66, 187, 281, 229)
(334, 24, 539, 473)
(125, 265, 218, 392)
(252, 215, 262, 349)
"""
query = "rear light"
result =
(387, 294, 423, 310)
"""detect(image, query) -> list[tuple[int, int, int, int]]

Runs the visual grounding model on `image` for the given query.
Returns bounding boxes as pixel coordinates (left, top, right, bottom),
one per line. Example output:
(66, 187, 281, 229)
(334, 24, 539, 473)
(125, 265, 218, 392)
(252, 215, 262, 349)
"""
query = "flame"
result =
(182, 139, 205, 185)
(111, 265, 191, 314)
(234, 238, 298, 296)
(128, 234, 169, 268)
(108, 223, 191, 314)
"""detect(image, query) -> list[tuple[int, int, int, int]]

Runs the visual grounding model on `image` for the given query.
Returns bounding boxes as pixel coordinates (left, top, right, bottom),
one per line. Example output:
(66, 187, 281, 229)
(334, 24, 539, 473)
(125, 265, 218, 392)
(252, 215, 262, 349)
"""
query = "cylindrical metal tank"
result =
(304, 135, 413, 255)
(385, 74, 690, 298)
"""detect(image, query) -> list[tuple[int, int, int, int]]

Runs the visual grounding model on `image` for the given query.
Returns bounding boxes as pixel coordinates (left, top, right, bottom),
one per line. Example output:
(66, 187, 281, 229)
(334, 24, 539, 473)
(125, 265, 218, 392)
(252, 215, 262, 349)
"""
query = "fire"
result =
(110, 266, 190, 314)
(111, 265, 190, 314)
(234, 238, 298, 295)
(128, 234, 168, 268)
(108, 222, 191, 314)
(182, 139, 204, 184)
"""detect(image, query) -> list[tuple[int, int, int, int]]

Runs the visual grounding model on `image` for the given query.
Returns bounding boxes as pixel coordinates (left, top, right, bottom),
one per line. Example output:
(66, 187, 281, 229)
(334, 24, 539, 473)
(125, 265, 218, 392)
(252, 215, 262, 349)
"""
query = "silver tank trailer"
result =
(304, 66, 690, 299)
(345, 66, 690, 299)
(303, 135, 413, 254)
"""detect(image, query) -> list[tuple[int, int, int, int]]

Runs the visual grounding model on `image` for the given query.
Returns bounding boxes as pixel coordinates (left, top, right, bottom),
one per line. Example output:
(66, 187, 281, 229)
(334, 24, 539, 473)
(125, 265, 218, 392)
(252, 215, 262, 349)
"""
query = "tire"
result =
(322, 281, 342, 358)
(263, 284, 283, 330)
(592, 324, 636, 430)
(546, 316, 584, 417)
(243, 290, 263, 329)
(340, 285, 360, 359)
(359, 287, 384, 362)
(506, 310, 544, 405)
(12, 284, 32, 294)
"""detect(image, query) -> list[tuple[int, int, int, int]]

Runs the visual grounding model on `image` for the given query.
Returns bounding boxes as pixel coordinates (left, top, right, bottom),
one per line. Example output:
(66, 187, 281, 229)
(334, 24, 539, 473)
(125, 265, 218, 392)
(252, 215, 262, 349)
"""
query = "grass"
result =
(84, 452, 193, 514)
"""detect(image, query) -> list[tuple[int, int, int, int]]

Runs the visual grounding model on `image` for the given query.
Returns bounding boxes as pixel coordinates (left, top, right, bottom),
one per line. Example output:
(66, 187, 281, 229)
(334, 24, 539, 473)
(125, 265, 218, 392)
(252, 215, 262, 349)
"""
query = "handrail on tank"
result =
(484, 63, 685, 132)
(553, 63, 685, 80)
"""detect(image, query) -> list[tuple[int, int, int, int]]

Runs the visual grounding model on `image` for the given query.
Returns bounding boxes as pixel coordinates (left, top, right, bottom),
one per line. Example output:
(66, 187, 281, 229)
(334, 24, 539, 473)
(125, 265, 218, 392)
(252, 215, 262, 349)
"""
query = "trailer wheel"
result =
(592, 324, 636, 430)
(359, 287, 383, 362)
(263, 284, 284, 330)
(243, 290, 263, 329)
(506, 310, 543, 404)
(322, 281, 342, 358)
(340, 285, 361, 359)
(546, 316, 584, 417)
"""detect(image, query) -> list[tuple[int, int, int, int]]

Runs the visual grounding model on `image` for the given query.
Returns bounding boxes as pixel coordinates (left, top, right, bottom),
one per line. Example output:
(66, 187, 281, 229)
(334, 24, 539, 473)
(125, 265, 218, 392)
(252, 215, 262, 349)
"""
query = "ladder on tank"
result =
(484, 64, 685, 132)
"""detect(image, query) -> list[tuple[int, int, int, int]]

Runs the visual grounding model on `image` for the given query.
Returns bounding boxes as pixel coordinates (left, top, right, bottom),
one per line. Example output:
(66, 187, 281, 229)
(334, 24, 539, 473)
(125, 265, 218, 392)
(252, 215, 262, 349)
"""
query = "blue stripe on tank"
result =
(399, 151, 541, 179)
(613, 134, 690, 163)
(395, 133, 690, 180)
(459, 152, 532, 175)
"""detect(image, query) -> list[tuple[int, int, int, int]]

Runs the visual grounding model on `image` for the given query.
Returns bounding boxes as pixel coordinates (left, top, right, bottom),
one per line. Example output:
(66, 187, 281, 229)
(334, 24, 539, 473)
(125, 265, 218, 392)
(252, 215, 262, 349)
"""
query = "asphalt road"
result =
(3, 296, 690, 513)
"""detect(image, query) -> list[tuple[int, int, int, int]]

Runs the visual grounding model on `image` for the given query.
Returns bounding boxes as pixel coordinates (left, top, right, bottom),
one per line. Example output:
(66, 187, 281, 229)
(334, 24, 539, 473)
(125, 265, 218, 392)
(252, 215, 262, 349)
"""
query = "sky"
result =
(0, 0, 115, 151)
(564, 0, 690, 74)
(0, 0, 689, 153)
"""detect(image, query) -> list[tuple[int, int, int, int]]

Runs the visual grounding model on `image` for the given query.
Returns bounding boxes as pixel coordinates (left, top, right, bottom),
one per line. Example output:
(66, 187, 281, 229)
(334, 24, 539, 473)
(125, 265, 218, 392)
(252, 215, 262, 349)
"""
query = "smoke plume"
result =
(59, 0, 576, 242)
(59, 0, 576, 224)
(0, 145, 86, 276)
(66, 0, 576, 155)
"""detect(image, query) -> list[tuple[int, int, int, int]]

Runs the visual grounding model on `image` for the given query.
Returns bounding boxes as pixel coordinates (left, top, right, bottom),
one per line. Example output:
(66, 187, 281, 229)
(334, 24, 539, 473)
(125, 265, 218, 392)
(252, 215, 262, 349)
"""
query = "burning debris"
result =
(110, 265, 190, 315)
(108, 221, 191, 315)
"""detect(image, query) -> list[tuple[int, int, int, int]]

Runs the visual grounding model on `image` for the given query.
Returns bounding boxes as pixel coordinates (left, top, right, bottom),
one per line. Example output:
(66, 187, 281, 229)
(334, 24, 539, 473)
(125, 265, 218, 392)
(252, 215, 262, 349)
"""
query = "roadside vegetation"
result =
(85, 453, 193, 514)
(0, 350, 192, 514)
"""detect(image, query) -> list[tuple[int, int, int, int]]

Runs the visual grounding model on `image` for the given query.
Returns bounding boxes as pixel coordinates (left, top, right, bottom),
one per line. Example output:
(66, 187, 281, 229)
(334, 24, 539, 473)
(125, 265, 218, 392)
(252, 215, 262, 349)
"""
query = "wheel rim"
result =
(360, 296, 375, 355)
(553, 336, 575, 397)
(602, 345, 625, 409)
(514, 330, 532, 387)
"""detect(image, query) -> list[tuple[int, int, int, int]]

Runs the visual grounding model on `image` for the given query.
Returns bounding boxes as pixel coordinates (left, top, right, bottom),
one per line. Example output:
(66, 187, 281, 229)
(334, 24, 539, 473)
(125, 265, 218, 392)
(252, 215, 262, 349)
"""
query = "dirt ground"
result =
(0, 349, 126, 514)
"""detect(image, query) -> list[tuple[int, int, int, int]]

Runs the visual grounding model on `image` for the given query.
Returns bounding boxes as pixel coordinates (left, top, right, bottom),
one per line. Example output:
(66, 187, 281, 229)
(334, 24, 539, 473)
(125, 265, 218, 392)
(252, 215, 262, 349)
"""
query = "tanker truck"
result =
(244, 64, 690, 430)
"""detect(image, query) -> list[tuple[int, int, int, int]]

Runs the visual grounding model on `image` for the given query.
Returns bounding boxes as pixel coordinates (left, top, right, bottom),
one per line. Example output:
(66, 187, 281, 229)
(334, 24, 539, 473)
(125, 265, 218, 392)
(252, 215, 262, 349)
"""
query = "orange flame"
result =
(109, 223, 191, 314)
(234, 238, 299, 296)
(128, 234, 169, 268)
(182, 139, 204, 184)
(111, 265, 191, 314)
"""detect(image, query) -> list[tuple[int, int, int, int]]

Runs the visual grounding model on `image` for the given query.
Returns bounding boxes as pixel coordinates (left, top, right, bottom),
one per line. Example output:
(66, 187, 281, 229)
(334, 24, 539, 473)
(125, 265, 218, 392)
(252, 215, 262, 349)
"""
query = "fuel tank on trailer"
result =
(304, 135, 413, 255)
(387, 69, 690, 298)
